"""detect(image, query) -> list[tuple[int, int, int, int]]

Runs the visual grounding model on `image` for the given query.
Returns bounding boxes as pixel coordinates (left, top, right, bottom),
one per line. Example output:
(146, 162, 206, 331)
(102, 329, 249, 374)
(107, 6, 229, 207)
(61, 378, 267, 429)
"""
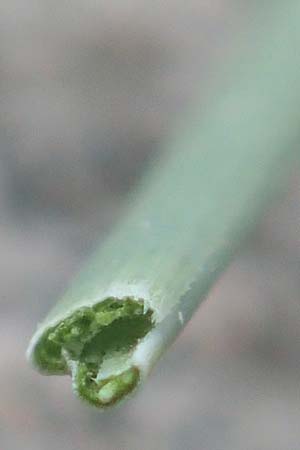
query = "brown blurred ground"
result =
(1, 2, 300, 450)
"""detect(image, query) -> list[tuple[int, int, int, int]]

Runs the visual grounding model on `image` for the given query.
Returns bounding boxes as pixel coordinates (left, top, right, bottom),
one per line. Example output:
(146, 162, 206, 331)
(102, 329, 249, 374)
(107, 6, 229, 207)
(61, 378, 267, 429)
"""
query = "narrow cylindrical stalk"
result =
(28, 1, 300, 408)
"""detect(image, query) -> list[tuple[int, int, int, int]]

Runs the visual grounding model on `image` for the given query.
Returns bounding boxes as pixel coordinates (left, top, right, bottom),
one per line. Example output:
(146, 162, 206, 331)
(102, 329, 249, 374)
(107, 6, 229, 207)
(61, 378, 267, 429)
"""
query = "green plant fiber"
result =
(28, 0, 300, 408)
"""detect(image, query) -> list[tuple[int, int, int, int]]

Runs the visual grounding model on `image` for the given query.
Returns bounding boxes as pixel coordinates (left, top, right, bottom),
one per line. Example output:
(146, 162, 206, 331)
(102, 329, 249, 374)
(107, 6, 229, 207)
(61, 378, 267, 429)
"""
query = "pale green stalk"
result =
(28, 1, 300, 408)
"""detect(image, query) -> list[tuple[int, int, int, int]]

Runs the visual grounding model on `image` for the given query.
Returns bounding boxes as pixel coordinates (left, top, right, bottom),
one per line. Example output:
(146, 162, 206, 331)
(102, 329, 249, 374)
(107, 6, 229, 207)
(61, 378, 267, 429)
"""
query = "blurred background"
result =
(1, 1, 300, 449)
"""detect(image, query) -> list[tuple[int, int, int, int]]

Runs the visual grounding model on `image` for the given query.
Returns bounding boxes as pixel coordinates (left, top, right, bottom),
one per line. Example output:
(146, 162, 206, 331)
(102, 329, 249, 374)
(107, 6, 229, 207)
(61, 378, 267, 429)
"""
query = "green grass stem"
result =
(28, 1, 300, 408)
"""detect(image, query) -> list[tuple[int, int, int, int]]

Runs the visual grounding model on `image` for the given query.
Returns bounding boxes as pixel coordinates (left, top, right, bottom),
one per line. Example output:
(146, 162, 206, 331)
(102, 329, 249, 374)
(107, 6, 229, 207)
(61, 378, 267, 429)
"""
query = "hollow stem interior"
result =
(34, 298, 154, 407)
